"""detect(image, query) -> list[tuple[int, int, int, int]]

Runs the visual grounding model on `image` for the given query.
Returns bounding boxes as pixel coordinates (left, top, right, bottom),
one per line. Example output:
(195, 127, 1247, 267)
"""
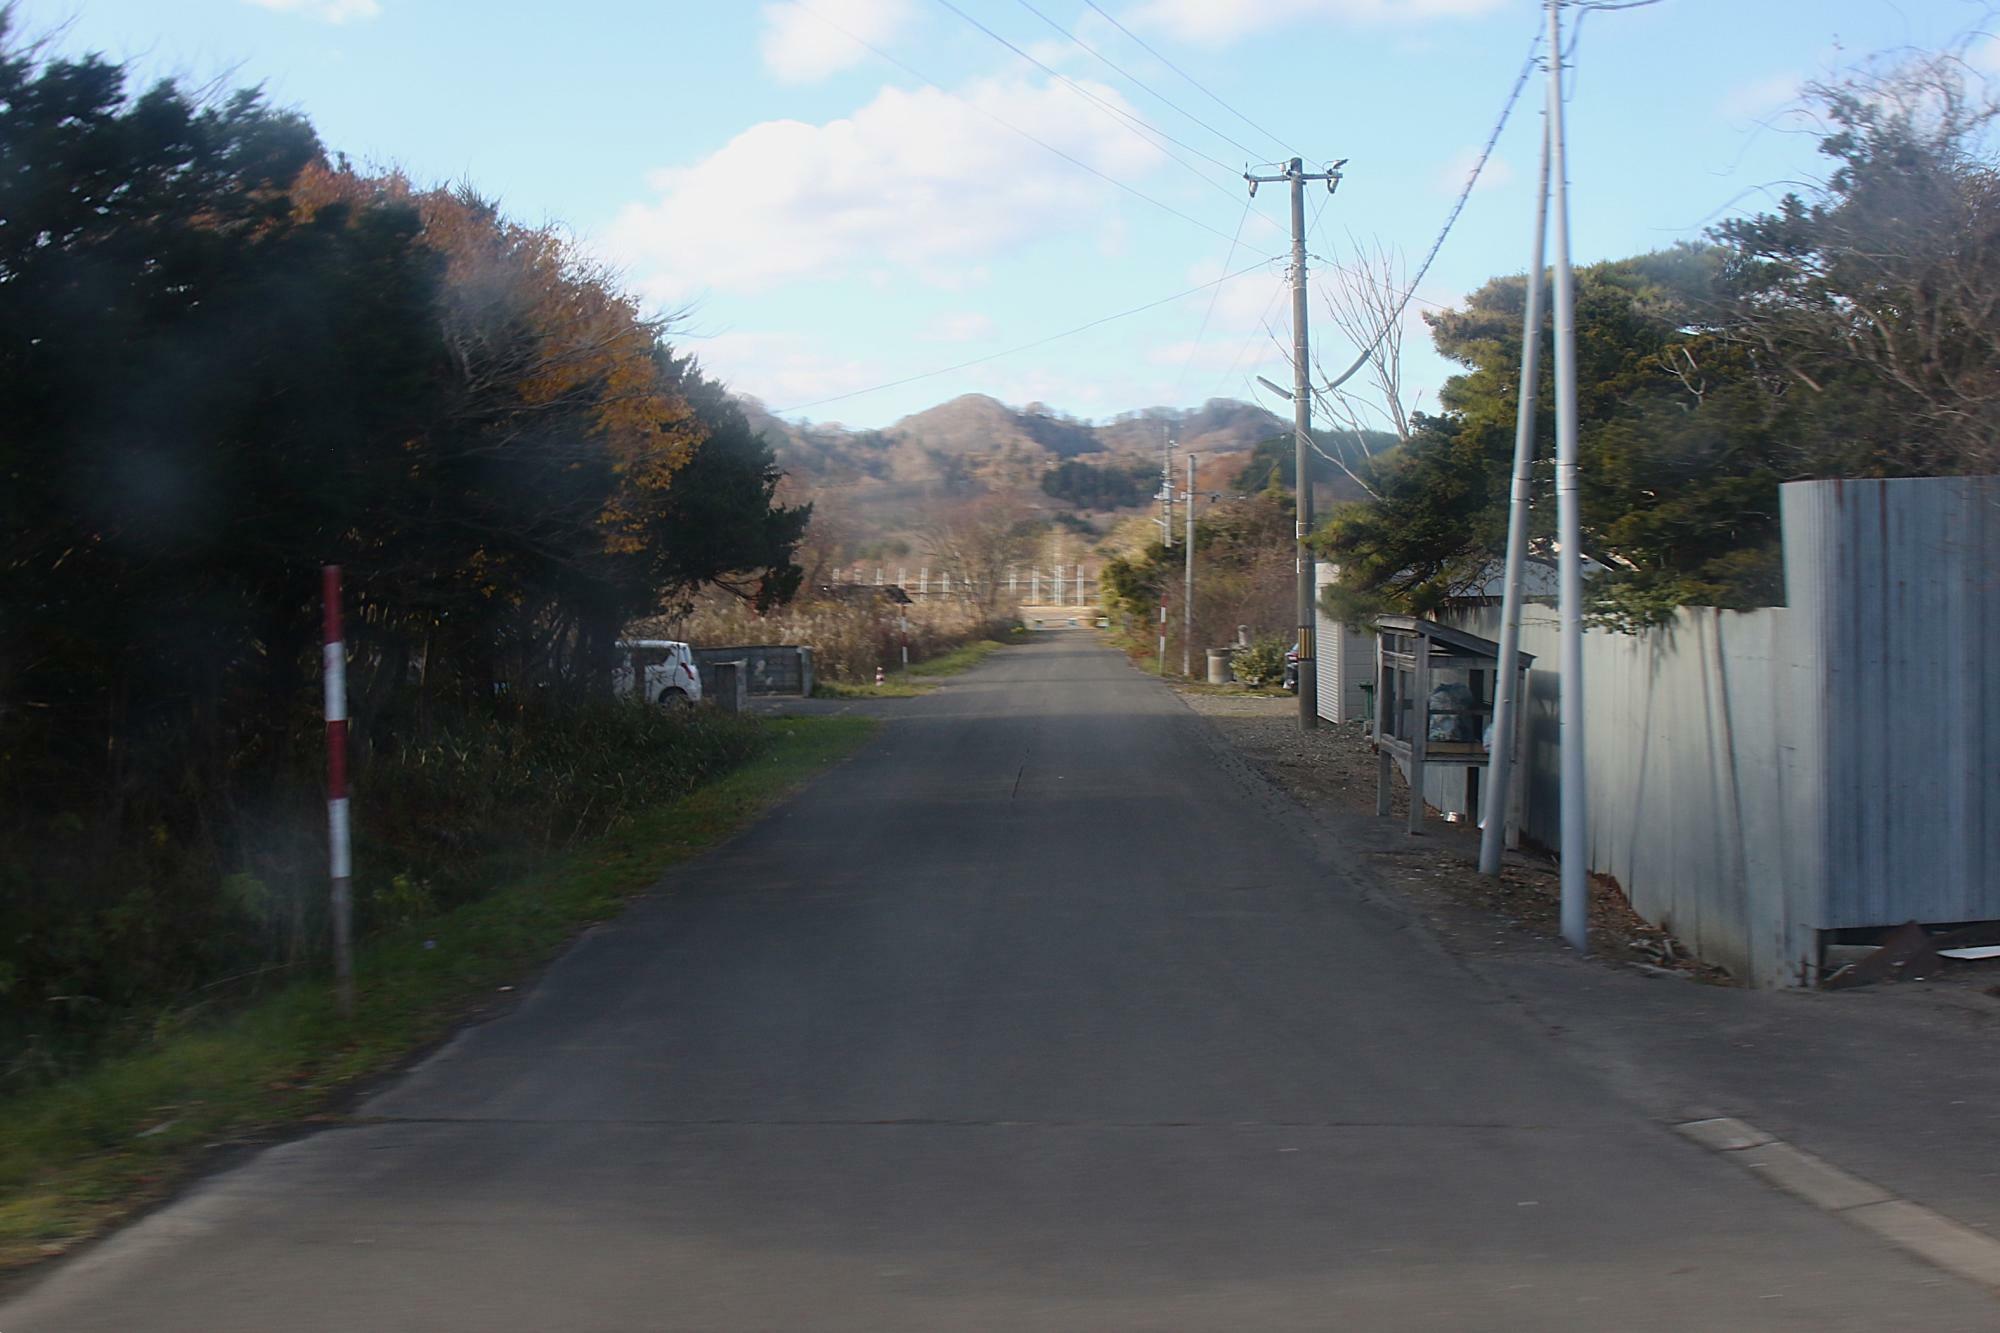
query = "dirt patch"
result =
(1174, 686, 1730, 984)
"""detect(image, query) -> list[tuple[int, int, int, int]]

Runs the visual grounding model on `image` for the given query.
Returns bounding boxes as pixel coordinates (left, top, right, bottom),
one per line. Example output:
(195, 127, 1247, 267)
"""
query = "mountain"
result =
(735, 392, 1307, 554)
(744, 393, 1291, 488)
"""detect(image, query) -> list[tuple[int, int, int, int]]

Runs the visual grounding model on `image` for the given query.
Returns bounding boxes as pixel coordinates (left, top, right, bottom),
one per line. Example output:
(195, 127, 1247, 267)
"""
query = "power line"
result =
(1079, 0, 1298, 162)
(1008, 0, 1268, 162)
(770, 256, 1284, 416)
(927, 0, 1294, 245)
(789, 0, 1264, 249)
(1560, 0, 1664, 103)
(1317, 25, 1545, 394)
(1209, 274, 1288, 403)
(1170, 196, 1253, 400)
(929, 0, 1239, 177)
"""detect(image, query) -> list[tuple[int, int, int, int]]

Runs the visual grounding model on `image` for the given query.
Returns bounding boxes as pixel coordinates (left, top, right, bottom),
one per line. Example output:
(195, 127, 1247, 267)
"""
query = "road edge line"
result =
(1675, 1117, 2000, 1295)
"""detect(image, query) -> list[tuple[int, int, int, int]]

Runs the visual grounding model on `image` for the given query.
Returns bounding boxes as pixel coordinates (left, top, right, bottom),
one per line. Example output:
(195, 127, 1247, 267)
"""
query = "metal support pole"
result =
(1480, 113, 1554, 878)
(1183, 453, 1195, 677)
(1548, 0, 1589, 952)
(322, 565, 354, 1018)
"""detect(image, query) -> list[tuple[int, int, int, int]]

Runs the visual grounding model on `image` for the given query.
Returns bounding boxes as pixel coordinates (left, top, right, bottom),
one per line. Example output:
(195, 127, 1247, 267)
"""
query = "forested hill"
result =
(738, 393, 1292, 491)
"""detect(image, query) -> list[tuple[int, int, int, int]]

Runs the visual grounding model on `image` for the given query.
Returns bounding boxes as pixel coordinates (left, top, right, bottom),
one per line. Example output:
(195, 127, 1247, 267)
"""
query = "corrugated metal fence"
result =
(1425, 477, 2000, 986)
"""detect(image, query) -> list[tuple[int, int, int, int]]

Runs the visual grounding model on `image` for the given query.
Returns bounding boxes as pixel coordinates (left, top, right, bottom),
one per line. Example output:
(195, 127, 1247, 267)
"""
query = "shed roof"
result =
(1375, 615, 1535, 665)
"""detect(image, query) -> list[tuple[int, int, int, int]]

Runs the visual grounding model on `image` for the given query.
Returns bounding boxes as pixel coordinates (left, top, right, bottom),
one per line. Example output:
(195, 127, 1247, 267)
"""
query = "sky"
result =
(11, 0, 1995, 431)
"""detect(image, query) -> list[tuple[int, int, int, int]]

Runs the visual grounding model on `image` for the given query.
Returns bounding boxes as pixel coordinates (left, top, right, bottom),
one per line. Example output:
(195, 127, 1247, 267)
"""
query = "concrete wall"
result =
(1420, 477, 2000, 987)
(692, 645, 814, 697)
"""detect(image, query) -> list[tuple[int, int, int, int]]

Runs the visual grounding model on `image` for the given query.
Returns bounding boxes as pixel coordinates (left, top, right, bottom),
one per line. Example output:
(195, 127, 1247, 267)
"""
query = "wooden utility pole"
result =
(1245, 156, 1343, 730)
(1182, 453, 1195, 678)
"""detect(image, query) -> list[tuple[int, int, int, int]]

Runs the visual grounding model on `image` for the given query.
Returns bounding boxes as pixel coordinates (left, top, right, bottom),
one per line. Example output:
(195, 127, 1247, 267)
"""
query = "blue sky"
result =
(12, 0, 1994, 429)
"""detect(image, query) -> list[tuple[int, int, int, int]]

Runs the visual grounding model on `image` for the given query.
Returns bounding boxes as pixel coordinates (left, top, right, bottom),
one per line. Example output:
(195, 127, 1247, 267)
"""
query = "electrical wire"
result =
(927, 0, 1296, 245)
(1317, 25, 1545, 394)
(1008, 0, 1269, 162)
(929, 0, 1239, 176)
(1560, 0, 1663, 104)
(1169, 196, 1253, 400)
(1079, 0, 1299, 161)
(770, 256, 1284, 416)
(1208, 275, 1288, 403)
(788, 0, 1268, 249)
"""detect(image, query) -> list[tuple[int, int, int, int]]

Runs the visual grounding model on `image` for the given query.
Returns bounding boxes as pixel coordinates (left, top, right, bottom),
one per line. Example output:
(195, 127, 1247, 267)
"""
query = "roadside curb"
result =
(1675, 1117, 2000, 1296)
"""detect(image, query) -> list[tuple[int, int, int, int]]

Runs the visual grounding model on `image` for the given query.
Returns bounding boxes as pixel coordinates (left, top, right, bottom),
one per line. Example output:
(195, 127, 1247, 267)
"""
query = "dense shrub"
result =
(0, 697, 760, 1082)
(677, 594, 1006, 683)
(1232, 636, 1289, 688)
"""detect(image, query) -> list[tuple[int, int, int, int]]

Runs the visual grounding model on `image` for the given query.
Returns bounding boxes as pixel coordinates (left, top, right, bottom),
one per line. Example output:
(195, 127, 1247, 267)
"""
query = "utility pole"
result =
(1480, 114, 1554, 879)
(1158, 426, 1178, 548)
(1182, 453, 1195, 677)
(1547, 0, 1588, 954)
(1246, 156, 1344, 731)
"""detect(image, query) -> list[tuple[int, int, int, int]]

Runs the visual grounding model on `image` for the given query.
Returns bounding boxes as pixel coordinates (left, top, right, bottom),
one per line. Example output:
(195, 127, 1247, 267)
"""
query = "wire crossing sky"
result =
(13, 0, 1992, 429)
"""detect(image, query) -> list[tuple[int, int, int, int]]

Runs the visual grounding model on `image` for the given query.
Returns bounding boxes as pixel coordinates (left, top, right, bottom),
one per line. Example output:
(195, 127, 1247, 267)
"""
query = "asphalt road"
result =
(7, 634, 1995, 1330)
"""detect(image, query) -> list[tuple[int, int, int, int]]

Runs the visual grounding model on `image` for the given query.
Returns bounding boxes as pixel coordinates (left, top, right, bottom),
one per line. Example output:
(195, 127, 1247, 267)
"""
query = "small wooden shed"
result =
(1372, 616, 1533, 839)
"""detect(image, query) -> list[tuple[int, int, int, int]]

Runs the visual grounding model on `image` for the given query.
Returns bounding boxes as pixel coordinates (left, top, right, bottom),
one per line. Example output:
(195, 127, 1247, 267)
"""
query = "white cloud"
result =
(759, 0, 912, 83)
(926, 311, 996, 343)
(1182, 257, 1288, 323)
(1127, 0, 1505, 46)
(606, 78, 1164, 301)
(244, 0, 381, 21)
(692, 331, 878, 413)
(1435, 146, 1513, 196)
(1721, 71, 1804, 119)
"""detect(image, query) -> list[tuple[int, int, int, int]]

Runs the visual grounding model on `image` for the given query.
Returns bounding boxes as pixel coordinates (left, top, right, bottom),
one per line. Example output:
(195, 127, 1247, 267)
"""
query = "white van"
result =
(612, 640, 703, 708)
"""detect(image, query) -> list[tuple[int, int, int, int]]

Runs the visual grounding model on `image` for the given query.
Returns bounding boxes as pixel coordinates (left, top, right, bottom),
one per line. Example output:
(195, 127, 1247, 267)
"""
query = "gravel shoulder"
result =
(1169, 687, 1715, 978)
(1170, 679, 2000, 1244)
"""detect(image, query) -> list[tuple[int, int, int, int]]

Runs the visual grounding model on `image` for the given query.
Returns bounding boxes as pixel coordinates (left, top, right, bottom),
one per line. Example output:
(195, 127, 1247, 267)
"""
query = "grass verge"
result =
(905, 639, 1004, 677)
(813, 678, 929, 699)
(812, 637, 1010, 699)
(0, 714, 877, 1274)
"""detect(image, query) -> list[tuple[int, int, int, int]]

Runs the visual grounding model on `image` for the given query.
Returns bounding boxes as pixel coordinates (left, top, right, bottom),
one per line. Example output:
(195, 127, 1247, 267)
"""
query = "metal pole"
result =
(1288, 160, 1319, 729)
(1548, 0, 1588, 952)
(322, 565, 355, 1017)
(1158, 597, 1167, 675)
(1183, 453, 1195, 677)
(1480, 112, 1554, 878)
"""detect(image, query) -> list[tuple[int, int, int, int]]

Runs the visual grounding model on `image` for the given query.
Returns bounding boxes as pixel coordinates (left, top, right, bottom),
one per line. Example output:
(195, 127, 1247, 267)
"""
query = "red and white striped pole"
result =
(323, 565, 355, 1017)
